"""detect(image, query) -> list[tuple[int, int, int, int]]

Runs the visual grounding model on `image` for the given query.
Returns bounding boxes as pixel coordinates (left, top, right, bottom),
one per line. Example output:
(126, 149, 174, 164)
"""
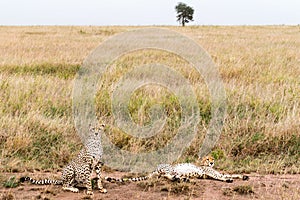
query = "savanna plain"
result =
(0, 26, 299, 199)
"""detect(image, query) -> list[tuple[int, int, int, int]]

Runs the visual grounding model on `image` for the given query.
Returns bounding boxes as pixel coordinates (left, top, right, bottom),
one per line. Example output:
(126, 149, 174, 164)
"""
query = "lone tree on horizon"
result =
(175, 2, 194, 26)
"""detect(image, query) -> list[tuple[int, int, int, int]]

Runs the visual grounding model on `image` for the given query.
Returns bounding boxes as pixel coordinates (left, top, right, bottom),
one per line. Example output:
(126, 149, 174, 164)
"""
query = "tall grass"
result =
(0, 26, 299, 173)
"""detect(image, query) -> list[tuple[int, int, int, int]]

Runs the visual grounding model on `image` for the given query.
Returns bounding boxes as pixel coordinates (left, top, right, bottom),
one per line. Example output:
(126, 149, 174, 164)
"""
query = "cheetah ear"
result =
(89, 123, 95, 132)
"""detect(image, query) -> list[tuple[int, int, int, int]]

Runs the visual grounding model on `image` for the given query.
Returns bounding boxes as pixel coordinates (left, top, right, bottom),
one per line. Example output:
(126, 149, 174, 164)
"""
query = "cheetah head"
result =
(200, 155, 215, 167)
(89, 123, 105, 136)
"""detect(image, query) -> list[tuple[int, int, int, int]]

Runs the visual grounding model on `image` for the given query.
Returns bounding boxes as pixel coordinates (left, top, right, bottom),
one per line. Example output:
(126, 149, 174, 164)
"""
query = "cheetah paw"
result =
(225, 179, 233, 183)
(62, 187, 79, 193)
(100, 188, 107, 193)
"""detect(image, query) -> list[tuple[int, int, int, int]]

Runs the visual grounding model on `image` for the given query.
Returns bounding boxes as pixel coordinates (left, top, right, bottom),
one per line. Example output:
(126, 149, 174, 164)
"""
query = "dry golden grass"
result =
(0, 26, 299, 173)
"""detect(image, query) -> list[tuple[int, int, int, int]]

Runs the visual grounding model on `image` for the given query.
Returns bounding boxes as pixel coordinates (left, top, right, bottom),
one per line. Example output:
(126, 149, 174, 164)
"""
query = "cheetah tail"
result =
(105, 175, 149, 183)
(20, 176, 63, 185)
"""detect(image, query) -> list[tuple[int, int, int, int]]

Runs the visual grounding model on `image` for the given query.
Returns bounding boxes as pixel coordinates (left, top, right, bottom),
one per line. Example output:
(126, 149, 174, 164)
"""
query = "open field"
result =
(0, 26, 299, 199)
(0, 172, 300, 200)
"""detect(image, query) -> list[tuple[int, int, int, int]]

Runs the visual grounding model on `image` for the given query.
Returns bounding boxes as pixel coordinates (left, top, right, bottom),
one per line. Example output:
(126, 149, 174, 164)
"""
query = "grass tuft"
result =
(233, 185, 254, 195)
(3, 176, 19, 188)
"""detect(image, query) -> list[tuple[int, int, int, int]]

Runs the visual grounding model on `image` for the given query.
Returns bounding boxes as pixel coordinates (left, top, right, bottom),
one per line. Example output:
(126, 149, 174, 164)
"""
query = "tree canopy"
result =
(175, 2, 194, 26)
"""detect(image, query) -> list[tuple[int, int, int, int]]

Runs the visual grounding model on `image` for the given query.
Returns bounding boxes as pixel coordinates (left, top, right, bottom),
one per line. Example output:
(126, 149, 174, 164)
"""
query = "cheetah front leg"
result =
(83, 169, 93, 195)
(202, 167, 233, 183)
(95, 162, 107, 193)
(223, 174, 249, 180)
(62, 166, 79, 193)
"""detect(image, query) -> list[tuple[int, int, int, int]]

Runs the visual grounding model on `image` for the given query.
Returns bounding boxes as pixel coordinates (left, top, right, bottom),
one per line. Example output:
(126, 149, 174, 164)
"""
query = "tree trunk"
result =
(182, 17, 185, 27)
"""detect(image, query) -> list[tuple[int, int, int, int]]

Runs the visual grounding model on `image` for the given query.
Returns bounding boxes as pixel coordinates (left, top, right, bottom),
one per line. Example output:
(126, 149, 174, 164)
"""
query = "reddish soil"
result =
(0, 171, 299, 200)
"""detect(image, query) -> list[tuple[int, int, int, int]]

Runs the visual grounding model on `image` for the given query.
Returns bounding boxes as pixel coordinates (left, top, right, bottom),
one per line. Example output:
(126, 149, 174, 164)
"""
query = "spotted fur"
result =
(105, 155, 249, 183)
(20, 124, 107, 195)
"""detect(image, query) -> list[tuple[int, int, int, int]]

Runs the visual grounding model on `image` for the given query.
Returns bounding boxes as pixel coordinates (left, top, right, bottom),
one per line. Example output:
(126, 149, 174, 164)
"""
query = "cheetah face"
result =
(89, 123, 105, 136)
(200, 155, 215, 167)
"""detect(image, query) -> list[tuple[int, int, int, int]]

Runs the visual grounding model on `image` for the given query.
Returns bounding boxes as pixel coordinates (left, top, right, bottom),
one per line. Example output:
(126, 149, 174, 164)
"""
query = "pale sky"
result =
(0, 0, 299, 25)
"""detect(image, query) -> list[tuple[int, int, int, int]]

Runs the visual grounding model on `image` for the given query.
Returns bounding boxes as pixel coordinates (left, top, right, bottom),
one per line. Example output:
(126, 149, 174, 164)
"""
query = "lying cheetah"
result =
(20, 124, 107, 195)
(105, 156, 249, 183)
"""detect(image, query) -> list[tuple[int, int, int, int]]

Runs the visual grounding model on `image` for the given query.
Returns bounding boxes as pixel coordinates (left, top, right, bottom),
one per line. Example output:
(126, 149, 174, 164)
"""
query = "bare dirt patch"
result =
(0, 172, 299, 200)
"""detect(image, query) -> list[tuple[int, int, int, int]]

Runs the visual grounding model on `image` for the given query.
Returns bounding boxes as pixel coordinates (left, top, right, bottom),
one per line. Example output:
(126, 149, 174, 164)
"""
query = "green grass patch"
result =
(44, 101, 71, 118)
(0, 63, 80, 79)
(3, 176, 19, 188)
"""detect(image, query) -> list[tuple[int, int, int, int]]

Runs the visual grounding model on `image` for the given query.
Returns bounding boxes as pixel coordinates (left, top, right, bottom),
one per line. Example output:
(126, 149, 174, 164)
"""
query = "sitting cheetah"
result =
(105, 156, 249, 183)
(20, 124, 107, 195)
